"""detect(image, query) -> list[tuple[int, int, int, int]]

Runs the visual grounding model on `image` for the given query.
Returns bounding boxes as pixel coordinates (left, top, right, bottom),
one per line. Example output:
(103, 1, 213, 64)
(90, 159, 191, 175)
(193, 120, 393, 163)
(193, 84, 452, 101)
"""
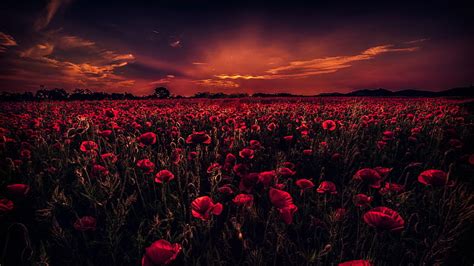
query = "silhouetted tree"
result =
(154, 87, 170, 99)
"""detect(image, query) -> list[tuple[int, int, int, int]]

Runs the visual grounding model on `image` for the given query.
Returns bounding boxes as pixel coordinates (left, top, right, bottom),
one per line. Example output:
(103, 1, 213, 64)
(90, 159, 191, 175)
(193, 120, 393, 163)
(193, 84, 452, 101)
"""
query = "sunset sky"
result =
(0, 0, 473, 96)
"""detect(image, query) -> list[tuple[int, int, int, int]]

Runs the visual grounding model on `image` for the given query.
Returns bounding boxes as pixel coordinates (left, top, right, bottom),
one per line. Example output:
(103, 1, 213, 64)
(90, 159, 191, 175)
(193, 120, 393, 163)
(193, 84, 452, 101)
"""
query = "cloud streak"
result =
(34, 0, 71, 31)
(215, 44, 419, 80)
(0, 32, 18, 52)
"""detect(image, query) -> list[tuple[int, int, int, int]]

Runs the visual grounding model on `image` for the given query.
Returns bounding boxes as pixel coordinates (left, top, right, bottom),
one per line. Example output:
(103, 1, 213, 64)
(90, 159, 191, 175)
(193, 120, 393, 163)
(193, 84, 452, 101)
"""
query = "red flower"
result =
(137, 159, 155, 174)
(73, 216, 97, 231)
(418, 169, 448, 186)
(218, 184, 234, 195)
(138, 132, 157, 146)
(232, 194, 254, 207)
(101, 152, 118, 163)
(353, 193, 373, 207)
(303, 149, 313, 156)
(239, 148, 255, 159)
(191, 196, 223, 220)
(322, 120, 337, 131)
(277, 167, 296, 178)
(6, 184, 30, 197)
(80, 141, 98, 153)
(0, 198, 14, 213)
(20, 149, 31, 159)
(353, 168, 382, 188)
(155, 170, 175, 183)
(278, 204, 298, 224)
(339, 259, 373, 266)
(267, 122, 277, 131)
(295, 179, 315, 190)
(207, 163, 221, 173)
(334, 208, 347, 222)
(379, 182, 404, 195)
(186, 131, 211, 145)
(258, 171, 276, 186)
(269, 188, 298, 224)
(249, 140, 261, 149)
(316, 181, 337, 194)
(363, 207, 405, 232)
(92, 164, 109, 177)
(142, 239, 182, 266)
(374, 167, 392, 178)
(269, 187, 294, 209)
(283, 135, 294, 142)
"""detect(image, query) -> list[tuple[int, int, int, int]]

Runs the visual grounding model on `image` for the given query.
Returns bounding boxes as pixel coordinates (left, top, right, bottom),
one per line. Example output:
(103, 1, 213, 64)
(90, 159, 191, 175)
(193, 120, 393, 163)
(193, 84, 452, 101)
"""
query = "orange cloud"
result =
(0, 32, 18, 52)
(215, 44, 420, 80)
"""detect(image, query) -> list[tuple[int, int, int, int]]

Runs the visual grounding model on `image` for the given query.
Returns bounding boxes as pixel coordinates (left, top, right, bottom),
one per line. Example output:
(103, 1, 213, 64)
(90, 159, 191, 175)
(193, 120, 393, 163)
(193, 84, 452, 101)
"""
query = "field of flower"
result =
(0, 97, 473, 266)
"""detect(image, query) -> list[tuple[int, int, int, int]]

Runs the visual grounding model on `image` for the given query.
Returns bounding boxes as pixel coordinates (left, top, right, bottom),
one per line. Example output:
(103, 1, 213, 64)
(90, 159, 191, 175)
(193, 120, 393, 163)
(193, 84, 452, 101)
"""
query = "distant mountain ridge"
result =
(318, 86, 473, 97)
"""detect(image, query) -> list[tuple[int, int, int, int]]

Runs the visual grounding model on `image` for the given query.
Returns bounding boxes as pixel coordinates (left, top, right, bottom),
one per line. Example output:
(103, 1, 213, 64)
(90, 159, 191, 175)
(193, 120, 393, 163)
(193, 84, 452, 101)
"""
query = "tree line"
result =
(0, 86, 304, 101)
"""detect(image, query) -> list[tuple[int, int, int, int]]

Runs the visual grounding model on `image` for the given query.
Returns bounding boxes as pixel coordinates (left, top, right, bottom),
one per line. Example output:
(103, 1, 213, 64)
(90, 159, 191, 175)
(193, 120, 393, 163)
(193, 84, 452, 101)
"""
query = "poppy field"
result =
(0, 97, 473, 266)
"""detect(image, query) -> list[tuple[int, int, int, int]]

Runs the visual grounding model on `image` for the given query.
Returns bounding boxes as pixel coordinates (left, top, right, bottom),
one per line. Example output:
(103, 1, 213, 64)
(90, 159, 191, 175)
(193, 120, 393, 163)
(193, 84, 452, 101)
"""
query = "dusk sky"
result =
(0, 0, 473, 96)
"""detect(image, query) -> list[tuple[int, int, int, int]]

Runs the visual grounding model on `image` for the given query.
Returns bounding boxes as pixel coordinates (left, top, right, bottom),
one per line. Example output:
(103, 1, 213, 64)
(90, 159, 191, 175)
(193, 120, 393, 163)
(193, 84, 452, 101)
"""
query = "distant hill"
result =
(318, 86, 473, 97)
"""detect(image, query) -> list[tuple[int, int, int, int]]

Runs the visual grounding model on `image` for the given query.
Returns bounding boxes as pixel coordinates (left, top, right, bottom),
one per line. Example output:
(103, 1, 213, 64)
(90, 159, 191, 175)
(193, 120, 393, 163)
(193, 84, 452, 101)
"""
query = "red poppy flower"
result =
(316, 181, 337, 194)
(295, 179, 315, 190)
(379, 182, 404, 195)
(277, 167, 296, 178)
(207, 163, 221, 173)
(239, 148, 255, 159)
(142, 239, 182, 266)
(218, 184, 234, 195)
(239, 173, 258, 193)
(92, 164, 109, 177)
(278, 204, 298, 224)
(186, 131, 211, 145)
(267, 122, 277, 131)
(80, 141, 98, 153)
(155, 170, 175, 183)
(353, 194, 373, 207)
(339, 259, 373, 266)
(225, 153, 236, 164)
(73, 216, 97, 231)
(249, 140, 261, 149)
(258, 171, 276, 187)
(322, 120, 337, 131)
(418, 169, 448, 186)
(101, 152, 118, 163)
(138, 132, 157, 146)
(269, 187, 294, 209)
(191, 196, 223, 220)
(137, 159, 156, 174)
(374, 167, 392, 178)
(99, 130, 113, 138)
(334, 208, 347, 222)
(303, 149, 313, 156)
(283, 135, 294, 142)
(20, 149, 31, 159)
(363, 206, 405, 232)
(353, 168, 382, 188)
(0, 198, 14, 213)
(232, 194, 254, 207)
(6, 184, 30, 197)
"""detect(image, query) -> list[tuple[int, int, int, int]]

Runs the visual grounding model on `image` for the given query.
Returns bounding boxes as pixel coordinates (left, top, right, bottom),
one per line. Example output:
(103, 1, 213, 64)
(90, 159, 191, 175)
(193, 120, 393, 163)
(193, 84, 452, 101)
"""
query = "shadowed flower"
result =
(322, 120, 337, 131)
(353, 168, 382, 188)
(418, 169, 448, 186)
(239, 148, 255, 159)
(73, 216, 97, 231)
(353, 193, 373, 207)
(232, 193, 254, 207)
(295, 179, 315, 193)
(269, 187, 298, 224)
(101, 152, 118, 163)
(186, 131, 211, 145)
(379, 182, 404, 195)
(258, 171, 277, 187)
(0, 198, 14, 213)
(339, 259, 373, 266)
(155, 170, 175, 183)
(80, 141, 98, 153)
(363, 206, 405, 232)
(138, 132, 157, 146)
(191, 196, 223, 220)
(316, 181, 337, 194)
(277, 167, 296, 178)
(142, 239, 182, 266)
(6, 184, 30, 197)
(137, 159, 156, 174)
